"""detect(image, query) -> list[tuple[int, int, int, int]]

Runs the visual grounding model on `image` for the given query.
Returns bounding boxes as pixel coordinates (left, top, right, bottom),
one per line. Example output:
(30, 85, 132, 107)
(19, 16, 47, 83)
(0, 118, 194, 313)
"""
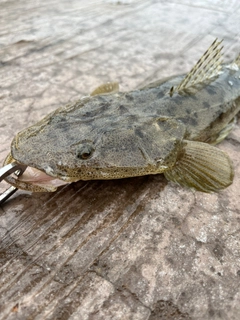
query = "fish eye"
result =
(76, 143, 95, 160)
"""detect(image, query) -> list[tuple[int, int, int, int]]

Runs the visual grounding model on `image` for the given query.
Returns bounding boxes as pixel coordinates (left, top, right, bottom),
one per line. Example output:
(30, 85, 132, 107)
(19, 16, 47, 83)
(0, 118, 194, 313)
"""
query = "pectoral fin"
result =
(164, 140, 234, 192)
(90, 82, 119, 96)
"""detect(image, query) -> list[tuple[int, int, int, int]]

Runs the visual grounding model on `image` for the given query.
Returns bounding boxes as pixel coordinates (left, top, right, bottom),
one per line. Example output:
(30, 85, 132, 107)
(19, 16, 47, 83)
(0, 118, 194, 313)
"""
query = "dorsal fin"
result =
(171, 39, 224, 94)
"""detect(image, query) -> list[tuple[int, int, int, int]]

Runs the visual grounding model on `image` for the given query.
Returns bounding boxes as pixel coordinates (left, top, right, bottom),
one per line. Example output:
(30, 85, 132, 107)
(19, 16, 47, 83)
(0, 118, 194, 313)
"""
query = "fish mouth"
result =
(3, 154, 69, 191)
(17, 166, 69, 189)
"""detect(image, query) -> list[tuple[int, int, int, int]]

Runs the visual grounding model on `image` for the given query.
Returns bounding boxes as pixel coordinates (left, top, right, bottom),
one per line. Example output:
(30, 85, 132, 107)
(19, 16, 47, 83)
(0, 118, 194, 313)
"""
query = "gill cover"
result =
(96, 117, 186, 173)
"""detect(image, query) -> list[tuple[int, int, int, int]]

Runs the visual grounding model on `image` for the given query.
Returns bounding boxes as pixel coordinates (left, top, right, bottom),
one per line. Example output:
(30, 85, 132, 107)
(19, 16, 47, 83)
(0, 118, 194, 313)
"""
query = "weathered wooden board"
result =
(0, 1, 240, 319)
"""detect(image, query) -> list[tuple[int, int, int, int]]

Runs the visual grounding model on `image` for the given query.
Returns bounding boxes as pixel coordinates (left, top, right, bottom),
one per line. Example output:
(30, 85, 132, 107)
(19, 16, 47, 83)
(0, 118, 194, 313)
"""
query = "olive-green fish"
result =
(3, 39, 240, 193)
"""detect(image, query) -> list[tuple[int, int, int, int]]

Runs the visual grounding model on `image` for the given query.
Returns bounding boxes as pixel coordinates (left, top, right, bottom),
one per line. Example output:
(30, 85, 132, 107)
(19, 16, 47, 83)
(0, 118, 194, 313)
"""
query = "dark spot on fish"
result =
(48, 114, 67, 126)
(203, 101, 210, 109)
(206, 86, 216, 95)
(125, 93, 134, 101)
(174, 95, 185, 105)
(209, 121, 215, 129)
(58, 115, 67, 122)
(190, 118, 198, 126)
(99, 102, 110, 109)
(164, 104, 177, 116)
(84, 103, 110, 118)
(128, 114, 140, 124)
(218, 112, 225, 121)
(157, 91, 165, 99)
(178, 117, 198, 126)
(189, 94, 198, 101)
(213, 243, 224, 260)
(54, 120, 70, 132)
(97, 96, 107, 102)
(135, 128, 145, 139)
(193, 112, 198, 118)
(118, 105, 129, 115)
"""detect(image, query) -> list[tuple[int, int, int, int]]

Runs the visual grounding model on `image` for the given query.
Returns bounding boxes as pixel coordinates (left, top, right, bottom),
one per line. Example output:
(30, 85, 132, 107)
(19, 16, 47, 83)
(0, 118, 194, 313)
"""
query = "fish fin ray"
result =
(173, 39, 224, 93)
(90, 82, 119, 96)
(164, 140, 233, 192)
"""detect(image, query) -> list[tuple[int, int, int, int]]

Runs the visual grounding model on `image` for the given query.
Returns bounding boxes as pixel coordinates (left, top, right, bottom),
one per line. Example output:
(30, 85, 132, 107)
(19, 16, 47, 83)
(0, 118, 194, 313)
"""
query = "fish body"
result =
(3, 39, 240, 192)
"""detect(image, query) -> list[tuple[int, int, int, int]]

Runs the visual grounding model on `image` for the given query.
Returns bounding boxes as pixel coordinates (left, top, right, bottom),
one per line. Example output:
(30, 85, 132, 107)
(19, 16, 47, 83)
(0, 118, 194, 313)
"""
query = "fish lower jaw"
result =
(17, 166, 69, 189)
(3, 154, 69, 191)
(3, 162, 69, 192)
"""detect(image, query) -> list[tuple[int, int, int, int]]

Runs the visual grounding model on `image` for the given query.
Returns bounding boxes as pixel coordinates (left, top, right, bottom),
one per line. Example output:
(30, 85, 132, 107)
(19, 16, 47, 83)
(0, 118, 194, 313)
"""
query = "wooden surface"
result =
(0, 1, 240, 319)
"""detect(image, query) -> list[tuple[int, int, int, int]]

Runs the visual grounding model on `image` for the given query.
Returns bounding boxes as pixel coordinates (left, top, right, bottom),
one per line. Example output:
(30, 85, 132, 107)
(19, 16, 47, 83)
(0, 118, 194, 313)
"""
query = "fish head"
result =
(6, 111, 185, 191)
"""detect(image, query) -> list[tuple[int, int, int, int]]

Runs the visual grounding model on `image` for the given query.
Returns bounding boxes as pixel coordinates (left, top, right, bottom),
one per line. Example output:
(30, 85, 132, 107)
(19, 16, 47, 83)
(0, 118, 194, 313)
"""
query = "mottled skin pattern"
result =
(4, 60, 240, 192)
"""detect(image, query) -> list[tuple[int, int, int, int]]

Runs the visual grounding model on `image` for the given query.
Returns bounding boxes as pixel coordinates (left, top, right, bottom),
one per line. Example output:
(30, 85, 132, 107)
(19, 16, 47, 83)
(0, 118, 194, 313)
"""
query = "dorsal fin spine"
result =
(177, 39, 219, 90)
(173, 39, 224, 93)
